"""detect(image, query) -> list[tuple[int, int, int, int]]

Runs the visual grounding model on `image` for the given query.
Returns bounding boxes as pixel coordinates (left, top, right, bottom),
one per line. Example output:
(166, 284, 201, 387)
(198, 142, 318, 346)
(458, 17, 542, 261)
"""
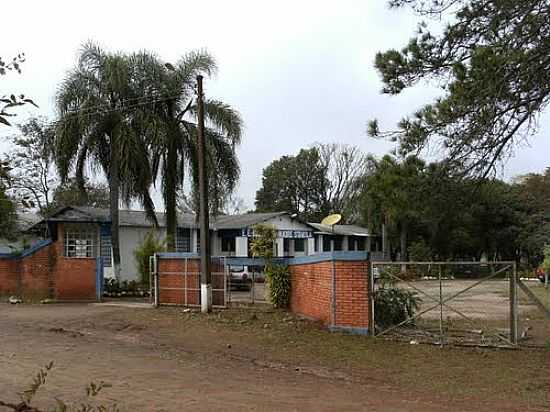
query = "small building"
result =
(33, 206, 380, 282)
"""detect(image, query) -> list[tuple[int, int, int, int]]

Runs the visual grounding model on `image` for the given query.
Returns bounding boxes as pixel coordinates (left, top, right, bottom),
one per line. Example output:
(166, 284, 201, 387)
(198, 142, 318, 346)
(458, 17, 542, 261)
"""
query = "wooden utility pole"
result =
(197, 75, 211, 313)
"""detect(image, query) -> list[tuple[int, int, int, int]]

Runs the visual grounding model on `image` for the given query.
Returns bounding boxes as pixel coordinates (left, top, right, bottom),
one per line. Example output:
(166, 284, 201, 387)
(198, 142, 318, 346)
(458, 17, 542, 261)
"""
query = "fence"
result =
(150, 254, 227, 308)
(370, 261, 519, 347)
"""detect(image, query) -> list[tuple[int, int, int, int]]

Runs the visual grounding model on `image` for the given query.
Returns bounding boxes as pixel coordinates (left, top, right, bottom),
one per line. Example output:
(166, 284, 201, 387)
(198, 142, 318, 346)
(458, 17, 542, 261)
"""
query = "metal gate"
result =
(150, 255, 228, 308)
(369, 261, 519, 347)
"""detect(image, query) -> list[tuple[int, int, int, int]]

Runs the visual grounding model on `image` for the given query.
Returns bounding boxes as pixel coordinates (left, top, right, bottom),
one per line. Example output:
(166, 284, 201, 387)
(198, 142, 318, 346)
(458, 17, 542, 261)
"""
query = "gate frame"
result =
(151, 253, 228, 308)
(369, 260, 518, 346)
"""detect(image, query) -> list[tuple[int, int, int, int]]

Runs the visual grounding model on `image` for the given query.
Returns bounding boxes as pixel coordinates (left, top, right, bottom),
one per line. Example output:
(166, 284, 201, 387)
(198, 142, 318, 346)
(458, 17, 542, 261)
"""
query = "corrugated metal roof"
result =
(44, 207, 287, 230)
(308, 223, 371, 237)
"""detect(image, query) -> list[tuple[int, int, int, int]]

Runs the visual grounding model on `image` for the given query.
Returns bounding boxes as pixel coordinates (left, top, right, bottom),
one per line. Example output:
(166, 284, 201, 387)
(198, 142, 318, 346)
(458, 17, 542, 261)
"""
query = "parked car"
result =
(228, 265, 252, 291)
(536, 268, 548, 284)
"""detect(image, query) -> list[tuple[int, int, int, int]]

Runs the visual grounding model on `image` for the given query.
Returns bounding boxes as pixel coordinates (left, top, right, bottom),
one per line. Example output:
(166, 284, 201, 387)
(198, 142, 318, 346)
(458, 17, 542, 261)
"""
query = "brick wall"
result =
(333, 260, 369, 329)
(289, 257, 370, 333)
(289, 261, 333, 325)
(0, 223, 98, 301)
(0, 258, 20, 295)
(156, 257, 225, 306)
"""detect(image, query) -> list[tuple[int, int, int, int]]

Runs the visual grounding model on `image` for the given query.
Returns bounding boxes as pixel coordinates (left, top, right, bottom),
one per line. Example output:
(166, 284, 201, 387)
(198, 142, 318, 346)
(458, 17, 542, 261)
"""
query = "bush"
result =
(374, 287, 422, 330)
(266, 264, 291, 308)
(133, 231, 165, 288)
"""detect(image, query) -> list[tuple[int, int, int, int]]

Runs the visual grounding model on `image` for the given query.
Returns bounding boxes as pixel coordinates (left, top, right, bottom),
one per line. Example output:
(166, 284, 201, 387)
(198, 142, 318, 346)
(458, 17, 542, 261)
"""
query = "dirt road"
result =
(0, 304, 548, 411)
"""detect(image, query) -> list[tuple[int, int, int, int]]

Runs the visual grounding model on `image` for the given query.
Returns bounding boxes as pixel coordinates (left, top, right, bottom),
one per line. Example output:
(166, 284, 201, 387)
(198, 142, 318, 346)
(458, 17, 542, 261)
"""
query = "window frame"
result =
(64, 225, 97, 259)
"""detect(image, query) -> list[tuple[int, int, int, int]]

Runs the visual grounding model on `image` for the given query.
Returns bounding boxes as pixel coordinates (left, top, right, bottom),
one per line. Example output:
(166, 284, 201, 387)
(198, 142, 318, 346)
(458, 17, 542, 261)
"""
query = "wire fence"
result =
(370, 261, 520, 347)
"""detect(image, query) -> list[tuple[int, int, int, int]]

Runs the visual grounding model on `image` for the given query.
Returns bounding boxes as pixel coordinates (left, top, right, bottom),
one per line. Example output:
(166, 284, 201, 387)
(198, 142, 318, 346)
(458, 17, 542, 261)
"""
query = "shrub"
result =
(133, 231, 165, 288)
(266, 264, 291, 308)
(249, 223, 276, 261)
(374, 287, 422, 330)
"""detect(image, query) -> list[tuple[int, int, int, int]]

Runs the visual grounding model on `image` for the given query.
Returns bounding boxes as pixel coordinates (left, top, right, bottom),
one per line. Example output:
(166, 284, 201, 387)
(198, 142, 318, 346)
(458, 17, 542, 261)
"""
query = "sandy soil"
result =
(0, 304, 548, 412)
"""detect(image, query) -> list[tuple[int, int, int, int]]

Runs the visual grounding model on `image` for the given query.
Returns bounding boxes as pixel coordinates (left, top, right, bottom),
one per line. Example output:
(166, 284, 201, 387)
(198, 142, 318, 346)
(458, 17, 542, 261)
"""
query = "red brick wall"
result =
(18, 244, 54, 300)
(289, 261, 333, 325)
(289, 259, 370, 331)
(0, 223, 97, 301)
(53, 224, 97, 301)
(0, 258, 20, 295)
(157, 258, 225, 306)
(333, 260, 369, 328)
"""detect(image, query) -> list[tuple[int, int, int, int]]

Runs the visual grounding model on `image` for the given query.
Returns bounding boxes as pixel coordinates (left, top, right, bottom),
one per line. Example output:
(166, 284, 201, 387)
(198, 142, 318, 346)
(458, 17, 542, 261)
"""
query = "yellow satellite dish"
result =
(321, 214, 342, 226)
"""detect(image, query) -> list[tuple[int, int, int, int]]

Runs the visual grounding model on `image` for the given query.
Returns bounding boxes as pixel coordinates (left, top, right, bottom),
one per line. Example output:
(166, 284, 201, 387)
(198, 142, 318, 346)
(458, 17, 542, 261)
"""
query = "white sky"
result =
(2, 0, 549, 210)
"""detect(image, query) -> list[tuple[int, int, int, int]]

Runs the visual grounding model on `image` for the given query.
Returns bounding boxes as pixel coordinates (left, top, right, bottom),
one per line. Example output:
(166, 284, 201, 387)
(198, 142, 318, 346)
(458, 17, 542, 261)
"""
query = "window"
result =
(323, 236, 331, 252)
(283, 238, 290, 253)
(221, 237, 236, 253)
(64, 226, 96, 258)
(333, 236, 343, 251)
(176, 228, 191, 253)
(314, 236, 319, 252)
(356, 237, 366, 251)
(294, 238, 305, 252)
(99, 226, 112, 266)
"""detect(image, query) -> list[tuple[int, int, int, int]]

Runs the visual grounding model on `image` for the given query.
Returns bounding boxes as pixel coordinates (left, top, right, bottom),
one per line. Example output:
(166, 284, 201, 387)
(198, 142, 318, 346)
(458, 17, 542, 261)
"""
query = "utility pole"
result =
(197, 75, 211, 313)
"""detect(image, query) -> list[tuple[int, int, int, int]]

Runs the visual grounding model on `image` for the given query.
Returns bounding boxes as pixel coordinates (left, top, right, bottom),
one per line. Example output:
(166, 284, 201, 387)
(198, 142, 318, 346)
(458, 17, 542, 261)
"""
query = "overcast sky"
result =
(2, 0, 549, 210)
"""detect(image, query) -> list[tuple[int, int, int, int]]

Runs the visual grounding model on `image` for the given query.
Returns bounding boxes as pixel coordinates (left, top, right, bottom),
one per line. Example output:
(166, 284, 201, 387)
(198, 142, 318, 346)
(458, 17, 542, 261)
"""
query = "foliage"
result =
(542, 245, 550, 274)
(49, 178, 110, 212)
(103, 278, 150, 297)
(0, 160, 17, 239)
(0, 362, 118, 411)
(249, 224, 277, 262)
(54, 42, 159, 280)
(4, 117, 56, 212)
(133, 231, 166, 287)
(361, 154, 425, 259)
(255, 143, 366, 222)
(0, 53, 38, 127)
(265, 264, 291, 308)
(370, 0, 550, 176)
(249, 224, 290, 308)
(407, 240, 432, 262)
(129, 49, 242, 250)
(374, 287, 422, 330)
(361, 155, 527, 262)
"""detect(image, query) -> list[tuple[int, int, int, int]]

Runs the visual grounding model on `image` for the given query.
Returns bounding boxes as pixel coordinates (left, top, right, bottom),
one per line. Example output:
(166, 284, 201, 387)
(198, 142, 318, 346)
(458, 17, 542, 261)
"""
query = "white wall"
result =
(118, 226, 167, 282)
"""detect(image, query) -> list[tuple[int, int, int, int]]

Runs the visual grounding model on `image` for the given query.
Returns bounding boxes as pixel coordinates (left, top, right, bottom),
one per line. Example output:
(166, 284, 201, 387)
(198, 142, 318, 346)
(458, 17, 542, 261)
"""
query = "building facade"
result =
(35, 206, 380, 282)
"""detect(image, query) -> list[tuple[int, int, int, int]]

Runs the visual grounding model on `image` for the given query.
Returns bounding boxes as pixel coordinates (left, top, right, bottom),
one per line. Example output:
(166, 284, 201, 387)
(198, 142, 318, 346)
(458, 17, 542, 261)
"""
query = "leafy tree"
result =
(48, 178, 110, 212)
(256, 147, 328, 221)
(54, 42, 158, 280)
(0, 53, 38, 126)
(513, 169, 550, 265)
(255, 144, 365, 222)
(0, 161, 17, 240)
(4, 117, 56, 213)
(362, 155, 425, 260)
(132, 50, 242, 250)
(369, 0, 550, 176)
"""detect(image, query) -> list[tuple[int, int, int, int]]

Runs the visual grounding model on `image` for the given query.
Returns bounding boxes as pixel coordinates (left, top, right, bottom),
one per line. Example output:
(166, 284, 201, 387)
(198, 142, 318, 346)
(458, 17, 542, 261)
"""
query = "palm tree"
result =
(54, 42, 158, 280)
(134, 50, 243, 251)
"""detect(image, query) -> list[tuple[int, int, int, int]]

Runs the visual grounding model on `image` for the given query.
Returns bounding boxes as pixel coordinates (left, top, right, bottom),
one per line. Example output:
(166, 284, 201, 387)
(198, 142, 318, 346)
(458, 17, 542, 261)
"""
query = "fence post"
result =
(368, 261, 375, 337)
(153, 254, 160, 308)
(510, 262, 518, 345)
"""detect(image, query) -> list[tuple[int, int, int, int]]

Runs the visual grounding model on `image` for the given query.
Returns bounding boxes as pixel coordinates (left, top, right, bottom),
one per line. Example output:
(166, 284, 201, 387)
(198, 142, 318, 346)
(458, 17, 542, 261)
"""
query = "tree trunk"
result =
(400, 223, 407, 273)
(165, 124, 178, 252)
(110, 138, 122, 282)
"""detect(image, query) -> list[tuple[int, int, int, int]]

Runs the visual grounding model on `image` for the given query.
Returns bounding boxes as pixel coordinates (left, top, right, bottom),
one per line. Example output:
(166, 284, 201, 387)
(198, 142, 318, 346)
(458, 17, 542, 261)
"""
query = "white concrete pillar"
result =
(276, 238, 285, 257)
(307, 237, 315, 255)
(235, 236, 248, 257)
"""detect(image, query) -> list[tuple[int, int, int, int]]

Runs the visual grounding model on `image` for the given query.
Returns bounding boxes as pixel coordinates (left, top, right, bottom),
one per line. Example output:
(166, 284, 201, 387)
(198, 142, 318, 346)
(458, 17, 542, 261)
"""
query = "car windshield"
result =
(230, 266, 245, 272)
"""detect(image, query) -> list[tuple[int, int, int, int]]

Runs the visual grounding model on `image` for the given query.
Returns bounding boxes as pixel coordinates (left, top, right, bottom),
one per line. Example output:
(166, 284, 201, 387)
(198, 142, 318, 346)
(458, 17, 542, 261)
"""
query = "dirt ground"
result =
(1, 303, 549, 412)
